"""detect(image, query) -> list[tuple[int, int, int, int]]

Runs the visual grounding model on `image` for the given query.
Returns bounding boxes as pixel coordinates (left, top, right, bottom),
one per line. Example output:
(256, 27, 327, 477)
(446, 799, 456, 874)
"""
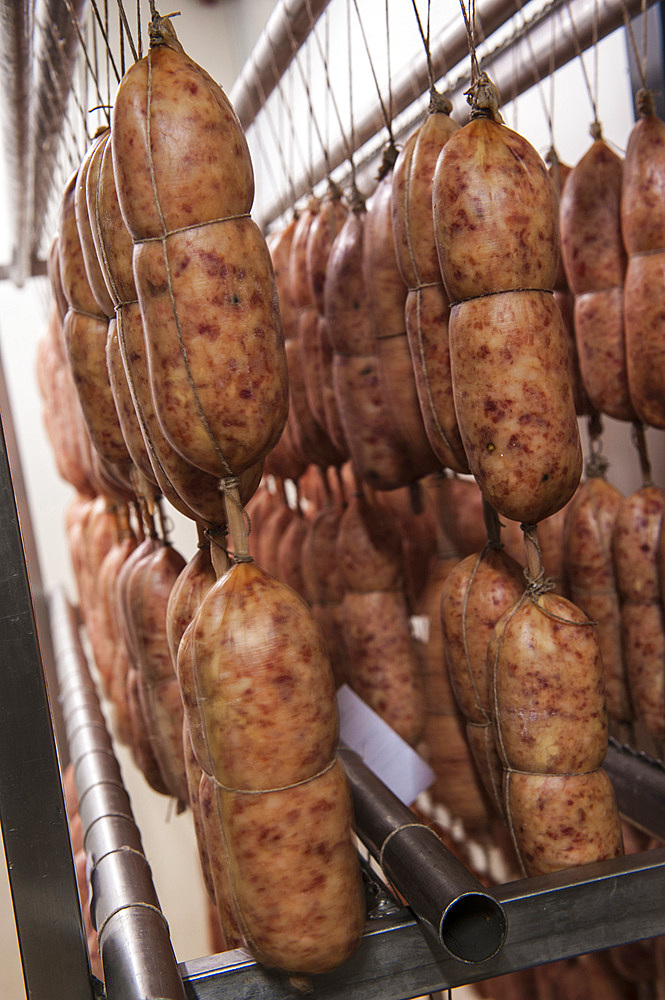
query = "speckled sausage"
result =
(166, 538, 217, 666)
(303, 189, 348, 442)
(182, 561, 365, 973)
(111, 16, 288, 480)
(548, 156, 589, 416)
(622, 99, 665, 428)
(489, 588, 623, 875)
(434, 115, 582, 523)
(75, 131, 114, 318)
(125, 539, 188, 804)
(338, 490, 425, 744)
(612, 485, 665, 738)
(563, 475, 630, 722)
(392, 98, 469, 473)
(363, 169, 439, 478)
(301, 499, 351, 688)
(440, 545, 524, 814)
(59, 170, 133, 471)
(559, 138, 634, 421)
(326, 205, 417, 489)
(416, 552, 491, 829)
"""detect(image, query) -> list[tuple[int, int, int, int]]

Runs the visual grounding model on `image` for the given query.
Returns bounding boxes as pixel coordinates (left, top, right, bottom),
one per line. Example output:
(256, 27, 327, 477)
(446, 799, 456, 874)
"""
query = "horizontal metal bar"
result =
(338, 746, 506, 963)
(50, 586, 187, 1000)
(257, 0, 653, 228)
(604, 738, 665, 841)
(0, 348, 95, 1000)
(230, 0, 332, 128)
(179, 846, 665, 998)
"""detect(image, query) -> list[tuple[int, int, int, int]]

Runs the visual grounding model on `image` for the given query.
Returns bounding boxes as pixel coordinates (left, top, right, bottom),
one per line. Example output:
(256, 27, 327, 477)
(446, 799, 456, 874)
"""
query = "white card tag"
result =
(336, 684, 435, 806)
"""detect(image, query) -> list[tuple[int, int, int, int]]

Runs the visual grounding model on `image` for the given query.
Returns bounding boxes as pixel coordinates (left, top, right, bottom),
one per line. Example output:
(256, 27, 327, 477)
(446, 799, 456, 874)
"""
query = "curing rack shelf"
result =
(2, 378, 665, 1000)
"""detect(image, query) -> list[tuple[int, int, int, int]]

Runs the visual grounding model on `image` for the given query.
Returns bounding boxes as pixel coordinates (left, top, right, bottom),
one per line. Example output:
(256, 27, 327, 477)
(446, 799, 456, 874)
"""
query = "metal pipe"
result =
(604, 738, 665, 841)
(50, 586, 187, 1000)
(256, 0, 652, 228)
(338, 746, 506, 964)
(30, 0, 88, 267)
(230, 0, 333, 128)
(0, 0, 34, 285)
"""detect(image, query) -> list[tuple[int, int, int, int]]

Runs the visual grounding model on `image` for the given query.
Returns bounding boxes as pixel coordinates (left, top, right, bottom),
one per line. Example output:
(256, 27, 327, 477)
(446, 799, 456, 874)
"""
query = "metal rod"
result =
(177, 847, 665, 998)
(604, 738, 665, 841)
(0, 354, 95, 1000)
(230, 0, 333, 128)
(0, 0, 34, 286)
(256, 0, 653, 228)
(50, 585, 187, 1000)
(338, 746, 506, 963)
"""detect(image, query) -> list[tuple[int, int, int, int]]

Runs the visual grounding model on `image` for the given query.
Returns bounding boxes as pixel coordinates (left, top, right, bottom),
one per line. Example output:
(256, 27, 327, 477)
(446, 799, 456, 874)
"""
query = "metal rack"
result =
(1, 1, 665, 997)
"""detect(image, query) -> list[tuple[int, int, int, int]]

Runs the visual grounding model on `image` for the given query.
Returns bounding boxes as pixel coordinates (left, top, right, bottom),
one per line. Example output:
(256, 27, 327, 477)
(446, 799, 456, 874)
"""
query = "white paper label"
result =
(336, 684, 435, 806)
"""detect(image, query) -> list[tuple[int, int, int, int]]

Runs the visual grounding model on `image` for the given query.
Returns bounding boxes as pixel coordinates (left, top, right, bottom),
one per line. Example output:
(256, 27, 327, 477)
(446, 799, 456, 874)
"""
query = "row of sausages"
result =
(34, 5, 665, 982)
(39, 10, 370, 978)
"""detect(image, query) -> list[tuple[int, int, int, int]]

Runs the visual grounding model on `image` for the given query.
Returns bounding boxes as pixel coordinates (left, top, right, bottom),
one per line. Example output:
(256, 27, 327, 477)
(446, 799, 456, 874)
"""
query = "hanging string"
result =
(281, 5, 335, 182)
(105, 0, 111, 112)
(137, 0, 143, 59)
(513, 0, 555, 148)
(116, 0, 140, 66)
(263, 29, 314, 195)
(458, 0, 481, 85)
(549, 9, 557, 149)
(347, 0, 358, 188)
(385, 0, 394, 134)
(299, 0, 357, 178)
(61, 0, 111, 124)
(350, 0, 394, 147)
(254, 63, 301, 210)
(621, 0, 649, 93)
(564, 0, 600, 133)
(41, 10, 94, 158)
(410, 0, 440, 94)
(592, 0, 599, 126)
(119, 6, 125, 76)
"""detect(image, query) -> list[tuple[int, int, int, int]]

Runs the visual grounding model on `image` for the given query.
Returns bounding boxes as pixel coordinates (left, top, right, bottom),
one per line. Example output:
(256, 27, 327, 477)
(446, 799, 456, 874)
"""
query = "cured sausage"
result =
(363, 161, 439, 479)
(440, 533, 524, 816)
(489, 529, 623, 875)
(433, 78, 582, 524)
(613, 483, 665, 738)
(337, 487, 424, 744)
(621, 90, 665, 428)
(179, 560, 365, 973)
(326, 196, 417, 489)
(111, 14, 288, 491)
(559, 132, 634, 421)
(392, 90, 469, 473)
(563, 473, 630, 722)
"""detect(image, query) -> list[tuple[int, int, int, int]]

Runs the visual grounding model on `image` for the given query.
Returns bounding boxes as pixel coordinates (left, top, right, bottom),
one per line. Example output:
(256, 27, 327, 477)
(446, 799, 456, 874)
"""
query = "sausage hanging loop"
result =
(218, 476, 253, 563)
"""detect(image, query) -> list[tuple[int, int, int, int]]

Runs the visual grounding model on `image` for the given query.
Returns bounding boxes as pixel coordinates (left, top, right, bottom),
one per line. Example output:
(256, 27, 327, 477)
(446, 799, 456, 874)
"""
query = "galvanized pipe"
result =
(230, 0, 333, 128)
(338, 746, 506, 964)
(50, 586, 187, 1000)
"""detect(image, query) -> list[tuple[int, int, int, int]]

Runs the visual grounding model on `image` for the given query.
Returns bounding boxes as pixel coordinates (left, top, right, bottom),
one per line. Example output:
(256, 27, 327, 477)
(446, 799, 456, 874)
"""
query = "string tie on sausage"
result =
(448, 287, 555, 308)
(68, 305, 108, 322)
(211, 755, 337, 794)
(133, 212, 252, 245)
(629, 246, 665, 259)
(218, 476, 253, 560)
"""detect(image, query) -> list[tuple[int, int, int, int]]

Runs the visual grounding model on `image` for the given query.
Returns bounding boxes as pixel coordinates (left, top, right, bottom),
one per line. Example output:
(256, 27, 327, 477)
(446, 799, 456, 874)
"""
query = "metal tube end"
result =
(439, 891, 507, 964)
